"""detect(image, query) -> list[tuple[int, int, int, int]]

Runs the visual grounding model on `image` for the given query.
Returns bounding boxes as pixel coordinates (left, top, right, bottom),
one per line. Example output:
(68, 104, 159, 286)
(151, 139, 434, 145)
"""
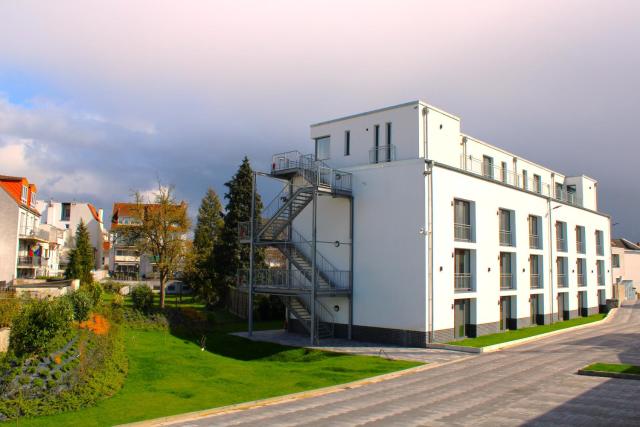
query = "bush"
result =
(102, 280, 124, 294)
(131, 286, 153, 313)
(66, 292, 93, 322)
(111, 293, 124, 308)
(80, 282, 103, 306)
(0, 298, 21, 328)
(9, 299, 74, 356)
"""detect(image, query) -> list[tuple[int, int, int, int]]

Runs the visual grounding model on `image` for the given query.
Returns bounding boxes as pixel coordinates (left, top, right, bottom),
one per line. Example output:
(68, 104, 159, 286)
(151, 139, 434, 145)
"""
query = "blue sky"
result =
(0, 0, 638, 240)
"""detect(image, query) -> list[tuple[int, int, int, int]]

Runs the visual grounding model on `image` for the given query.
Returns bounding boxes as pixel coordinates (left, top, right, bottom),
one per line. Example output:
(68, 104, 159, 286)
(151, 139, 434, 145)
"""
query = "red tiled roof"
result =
(110, 202, 187, 230)
(0, 175, 40, 216)
(87, 203, 102, 223)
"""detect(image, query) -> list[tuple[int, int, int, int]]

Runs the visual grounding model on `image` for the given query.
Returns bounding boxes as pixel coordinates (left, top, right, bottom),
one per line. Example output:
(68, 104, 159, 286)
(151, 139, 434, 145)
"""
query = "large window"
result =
(576, 226, 586, 254)
(499, 209, 514, 246)
(612, 254, 620, 268)
(533, 174, 542, 194)
(529, 215, 542, 249)
(557, 257, 568, 288)
(595, 230, 604, 256)
(597, 260, 605, 286)
(500, 252, 514, 290)
(556, 221, 567, 252)
(315, 136, 330, 161)
(482, 155, 494, 179)
(454, 249, 472, 291)
(555, 182, 564, 200)
(454, 199, 472, 241)
(530, 255, 542, 289)
(577, 258, 586, 286)
(61, 203, 71, 221)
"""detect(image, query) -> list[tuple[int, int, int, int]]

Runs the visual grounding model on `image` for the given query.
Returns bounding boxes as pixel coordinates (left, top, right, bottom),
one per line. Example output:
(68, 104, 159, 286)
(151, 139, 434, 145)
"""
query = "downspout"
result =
(547, 196, 554, 324)
(426, 160, 434, 343)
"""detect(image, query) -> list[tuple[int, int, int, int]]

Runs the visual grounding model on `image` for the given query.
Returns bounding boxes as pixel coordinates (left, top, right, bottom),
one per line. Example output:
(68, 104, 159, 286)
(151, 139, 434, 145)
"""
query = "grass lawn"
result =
(448, 313, 607, 348)
(583, 363, 640, 375)
(12, 307, 418, 426)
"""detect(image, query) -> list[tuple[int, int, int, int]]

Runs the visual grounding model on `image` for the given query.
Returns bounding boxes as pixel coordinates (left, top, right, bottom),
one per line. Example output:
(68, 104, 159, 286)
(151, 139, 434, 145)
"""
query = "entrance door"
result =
(454, 300, 469, 338)
(530, 295, 539, 325)
(558, 293, 568, 320)
(499, 296, 511, 331)
(578, 291, 586, 316)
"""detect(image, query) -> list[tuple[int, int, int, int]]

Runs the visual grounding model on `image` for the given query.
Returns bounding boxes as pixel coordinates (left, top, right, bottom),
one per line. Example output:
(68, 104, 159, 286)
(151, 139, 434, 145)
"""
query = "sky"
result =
(0, 0, 638, 240)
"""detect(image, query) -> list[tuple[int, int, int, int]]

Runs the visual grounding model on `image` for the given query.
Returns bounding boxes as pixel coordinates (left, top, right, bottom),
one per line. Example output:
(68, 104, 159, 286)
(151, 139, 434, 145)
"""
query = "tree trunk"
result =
(160, 272, 166, 309)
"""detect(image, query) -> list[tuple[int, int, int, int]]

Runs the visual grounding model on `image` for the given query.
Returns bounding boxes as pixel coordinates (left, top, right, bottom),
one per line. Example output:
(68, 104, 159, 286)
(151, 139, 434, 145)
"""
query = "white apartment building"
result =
(36, 200, 108, 270)
(241, 101, 612, 346)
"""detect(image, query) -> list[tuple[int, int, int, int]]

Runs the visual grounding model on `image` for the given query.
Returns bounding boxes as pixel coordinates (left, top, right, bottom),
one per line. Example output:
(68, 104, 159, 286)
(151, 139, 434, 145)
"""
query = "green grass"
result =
(11, 308, 418, 426)
(448, 313, 606, 348)
(583, 363, 640, 375)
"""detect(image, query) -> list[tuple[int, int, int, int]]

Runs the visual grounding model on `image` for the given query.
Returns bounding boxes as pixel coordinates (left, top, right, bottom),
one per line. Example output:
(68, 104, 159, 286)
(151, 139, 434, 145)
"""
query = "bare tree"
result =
(123, 184, 190, 308)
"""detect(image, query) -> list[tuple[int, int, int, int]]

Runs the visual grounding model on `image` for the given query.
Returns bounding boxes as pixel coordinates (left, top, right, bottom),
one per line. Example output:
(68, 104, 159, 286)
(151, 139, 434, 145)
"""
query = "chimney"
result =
(98, 208, 104, 223)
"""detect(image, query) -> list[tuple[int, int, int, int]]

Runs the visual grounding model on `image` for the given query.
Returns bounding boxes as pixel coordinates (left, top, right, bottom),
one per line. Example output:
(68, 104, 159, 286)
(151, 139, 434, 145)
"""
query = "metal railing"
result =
(576, 241, 586, 254)
(557, 274, 568, 288)
(530, 274, 543, 289)
(369, 145, 396, 164)
(500, 273, 514, 290)
(454, 273, 472, 291)
(499, 230, 513, 246)
(454, 223, 471, 241)
(597, 275, 605, 287)
(556, 238, 567, 252)
(18, 256, 42, 267)
(555, 188, 581, 206)
(577, 274, 585, 286)
(238, 268, 350, 293)
(596, 245, 604, 256)
(529, 234, 541, 249)
(271, 151, 353, 193)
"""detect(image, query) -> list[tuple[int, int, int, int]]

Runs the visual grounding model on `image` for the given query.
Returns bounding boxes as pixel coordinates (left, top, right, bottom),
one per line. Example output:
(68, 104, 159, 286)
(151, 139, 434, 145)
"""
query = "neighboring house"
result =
(611, 238, 640, 301)
(109, 202, 188, 281)
(240, 100, 612, 346)
(36, 200, 108, 270)
(0, 175, 66, 284)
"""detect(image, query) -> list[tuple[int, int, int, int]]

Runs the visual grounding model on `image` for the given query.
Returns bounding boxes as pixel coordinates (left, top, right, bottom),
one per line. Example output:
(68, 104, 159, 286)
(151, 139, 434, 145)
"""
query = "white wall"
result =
(0, 191, 18, 284)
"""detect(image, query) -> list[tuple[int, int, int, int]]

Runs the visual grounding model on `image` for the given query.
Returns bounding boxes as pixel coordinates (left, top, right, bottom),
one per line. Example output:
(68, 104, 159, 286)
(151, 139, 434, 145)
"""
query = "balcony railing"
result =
(556, 238, 567, 252)
(500, 273, 514, 290)
(454, 223, 471, 241)
(499, 230, 513, 246)
(596, 245, 604, 256)
(576, 241, 586, 254)
(369, 145, 396, 164)
(597, 275, 605, 287)
(18, 256, 42, 267)
(529, 234, 541, 249)
(454, 273, 472, 291)
(557, 274, 568, 288)
(555, 188, 581, 206)
(577, 274, 585, 286)
(530, 274, 542, 289)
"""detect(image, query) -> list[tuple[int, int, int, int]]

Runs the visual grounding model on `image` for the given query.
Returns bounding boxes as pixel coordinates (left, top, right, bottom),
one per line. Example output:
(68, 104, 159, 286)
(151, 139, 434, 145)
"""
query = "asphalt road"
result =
(172, 302, 640, 426)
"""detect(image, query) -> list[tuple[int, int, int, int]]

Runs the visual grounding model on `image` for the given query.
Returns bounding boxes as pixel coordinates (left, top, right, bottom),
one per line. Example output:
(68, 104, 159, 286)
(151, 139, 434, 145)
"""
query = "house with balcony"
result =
(611, 238, 640, 301)
(240, 101, 612, 346)
(36, 200, 108, 270)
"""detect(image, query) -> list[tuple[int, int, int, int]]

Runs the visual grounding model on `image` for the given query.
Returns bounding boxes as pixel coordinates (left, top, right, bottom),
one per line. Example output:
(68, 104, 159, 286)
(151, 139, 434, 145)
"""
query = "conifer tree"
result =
(213, 157, 265, 304)
(65, 219, 94, 285)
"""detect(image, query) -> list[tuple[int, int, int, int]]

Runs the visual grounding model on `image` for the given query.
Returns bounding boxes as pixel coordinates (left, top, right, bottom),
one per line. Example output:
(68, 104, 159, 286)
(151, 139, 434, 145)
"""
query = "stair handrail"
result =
(289, 228, 349, 290)
(314, 298, 335, 337)
(257, 186, 313, 240)
(272, 151, 352, 193)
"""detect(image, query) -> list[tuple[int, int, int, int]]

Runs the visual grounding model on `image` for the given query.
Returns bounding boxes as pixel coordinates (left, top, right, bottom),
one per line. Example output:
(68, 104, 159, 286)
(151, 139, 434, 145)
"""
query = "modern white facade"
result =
(244, 101, 612, 346)
(36, 200, 108, 270)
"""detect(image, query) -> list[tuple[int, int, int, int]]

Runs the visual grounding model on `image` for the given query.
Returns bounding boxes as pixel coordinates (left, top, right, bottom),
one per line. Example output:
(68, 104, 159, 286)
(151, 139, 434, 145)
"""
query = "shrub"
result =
(9, 298, 74, 356)
(80, 282, 103, 306)
(0, 298, 21, 328)
(66, 292, 93, 322)
(102, 280, 123, 294)
(131, 286, 153, 313)
(111, 293, 124, 308)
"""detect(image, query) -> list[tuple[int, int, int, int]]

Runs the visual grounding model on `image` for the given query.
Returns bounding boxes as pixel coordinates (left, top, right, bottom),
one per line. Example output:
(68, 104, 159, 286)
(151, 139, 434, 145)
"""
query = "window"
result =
(555, 183, 564, 200)
(501, 162, 508, 183)
(61, 203, 71, 221)
(30, 191, 36, 207)
(533, 174, 542, 194)
(556, 221, 567, 251)
(454, 199, 472, 241)
(577, 258, 586, 286)
(557, 257, 568, 288)
(499, 209, 513, 246)
(597, 260, 605, 286)
(595, 230, 604, 256)
(528, 215, 541, 249)
(612, 254, 620, 268)
(522, 170, 528, 190)
(530, 255, 542, 289)
(21, 186, 28, 203)
(567, 185, 577, 204)
(454, 249, 472, 291)
(344, 131, 350, 156)
(385, 122, 392, 162)
(576, 226, 586, 254)
(315, 136, 330, 161)
(482, 155, 494, 179)
(372, 124, 380, 163)
(500, 252, 514, 290)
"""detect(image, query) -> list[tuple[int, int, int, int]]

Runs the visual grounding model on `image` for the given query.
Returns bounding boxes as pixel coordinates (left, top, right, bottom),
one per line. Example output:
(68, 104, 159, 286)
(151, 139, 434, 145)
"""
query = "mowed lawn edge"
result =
(447, 313, 607, 348)
(583, 362, 640, 375)
(10, 325, 419, 427)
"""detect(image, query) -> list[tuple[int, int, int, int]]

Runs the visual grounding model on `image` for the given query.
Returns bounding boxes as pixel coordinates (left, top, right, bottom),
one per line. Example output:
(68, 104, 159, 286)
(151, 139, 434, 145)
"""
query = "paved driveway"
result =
(172, 302, 640, 426)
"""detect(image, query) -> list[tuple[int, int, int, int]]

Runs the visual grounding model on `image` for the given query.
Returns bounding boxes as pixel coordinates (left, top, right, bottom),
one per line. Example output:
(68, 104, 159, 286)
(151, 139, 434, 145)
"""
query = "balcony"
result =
(17, 256, 42, 267)
(557, 274, 568, 288)
(18, 228, 49, 242)
(555, 188, 581, 206)
(576, 241, 586, 254)
(499, 230, 513, 246)
(529, 234, 541, 249)
(500, 273, 514, 290)
(369, 145, 396, 164)
(530, 274, 543, 289)
(556, 238, 567, 252)
(454, 223, 471, 241)
(454, 273, 472, 292)
(577, 274, 585, 287)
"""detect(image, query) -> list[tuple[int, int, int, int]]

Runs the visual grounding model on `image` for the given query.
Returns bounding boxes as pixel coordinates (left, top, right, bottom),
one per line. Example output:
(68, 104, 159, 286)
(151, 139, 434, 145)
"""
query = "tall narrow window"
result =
(612, 254, 620, 268)
(315, 136, 330, 161)
(595, 230, 604, 256)
(533, 174, 542, 194)
(529, 215, 541, 249)
(556, 221, 567, 251)
(499, 209, 513, 246)
(385, 122, 393, 162)
(555, 183, 564, 200)
(61, 203, 71, 221)
(597, 260, 605, 286)
(577, 258, 586, 286)
(21, 186, 28, 203)
(501, 161, 508, 183)
(454, 199, 472, 241)
(344, 130, 351, 156)
(557, 257, 568, 288)
(522, 170, 529, 190)
(454, 249, 472, 291)
(576, 226, 586, 254)
(482, 155, 494, 179)
(530, 255, 542, 289)
(373, 124, 380, 163)
(500, 252, 513, 290)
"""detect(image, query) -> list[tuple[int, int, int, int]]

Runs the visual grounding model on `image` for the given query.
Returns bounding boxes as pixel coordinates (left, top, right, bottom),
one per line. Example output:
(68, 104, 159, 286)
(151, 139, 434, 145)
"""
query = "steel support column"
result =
(310, 188, 318, 345)
(248, 171, 256, 337)
(348, 196, 354, 340)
